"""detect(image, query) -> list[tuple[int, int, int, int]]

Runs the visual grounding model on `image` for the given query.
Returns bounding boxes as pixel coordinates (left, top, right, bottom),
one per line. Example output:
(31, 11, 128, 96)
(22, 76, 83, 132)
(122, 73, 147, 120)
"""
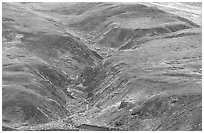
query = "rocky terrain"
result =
(2, 2, 202, 131)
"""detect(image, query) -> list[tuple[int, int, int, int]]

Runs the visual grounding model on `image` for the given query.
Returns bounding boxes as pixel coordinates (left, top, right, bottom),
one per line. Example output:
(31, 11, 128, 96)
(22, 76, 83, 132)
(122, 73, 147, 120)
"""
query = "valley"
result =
(2, 2, 202, 131)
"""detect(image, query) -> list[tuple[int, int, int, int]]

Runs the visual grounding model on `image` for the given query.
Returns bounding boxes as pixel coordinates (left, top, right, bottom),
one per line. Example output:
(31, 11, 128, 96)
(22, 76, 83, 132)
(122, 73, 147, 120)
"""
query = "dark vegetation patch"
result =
(101, 23, 192, 49)
(35, 64, 70, 88)
(21, 32, 102, 66)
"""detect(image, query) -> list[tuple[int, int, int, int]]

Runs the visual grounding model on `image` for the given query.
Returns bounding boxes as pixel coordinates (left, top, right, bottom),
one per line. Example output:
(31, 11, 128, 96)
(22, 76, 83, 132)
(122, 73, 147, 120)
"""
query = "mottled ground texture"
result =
(2, 2, 202, 131)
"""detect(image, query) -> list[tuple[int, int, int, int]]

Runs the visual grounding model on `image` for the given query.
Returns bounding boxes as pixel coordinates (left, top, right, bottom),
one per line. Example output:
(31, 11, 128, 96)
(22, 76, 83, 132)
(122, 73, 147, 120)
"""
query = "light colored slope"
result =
(141, 2, 202, 26)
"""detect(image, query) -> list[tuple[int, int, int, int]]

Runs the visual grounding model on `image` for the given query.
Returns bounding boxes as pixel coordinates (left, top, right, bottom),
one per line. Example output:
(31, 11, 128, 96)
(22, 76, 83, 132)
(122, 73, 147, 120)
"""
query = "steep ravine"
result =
(2, 2, 202, 131)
